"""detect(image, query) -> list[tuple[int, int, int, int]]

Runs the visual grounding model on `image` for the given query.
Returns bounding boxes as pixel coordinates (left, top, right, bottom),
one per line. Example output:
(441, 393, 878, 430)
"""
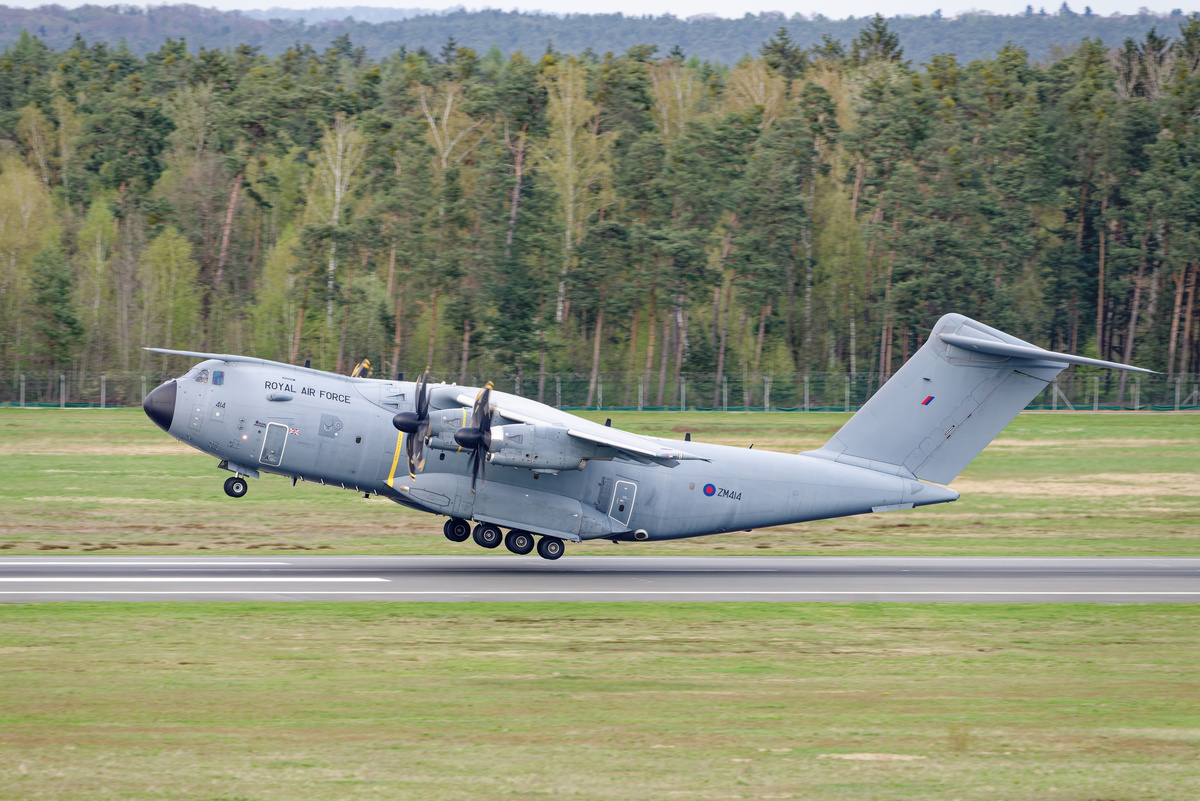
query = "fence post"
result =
(1093, 376, 1099, 412)
(141, 375, 148, 403)
(598, 378, 603, 411)
(555, 375, 561, 409)
(60, 374, 66, 408)
(804, 375, 809, 412)
(19, 375, 25, 408)
(1134, 377, 1139, 412)
(637, 375, 643, 412)
(1176, 376, 1182, 411)
(764, 376, 771, 412)
(101, 375, 106, 409)
(681, 377, 686, 412)
(1052, 379, 1058, 411)
(722, 377, 728, 412)
(845, 374, 851, 412)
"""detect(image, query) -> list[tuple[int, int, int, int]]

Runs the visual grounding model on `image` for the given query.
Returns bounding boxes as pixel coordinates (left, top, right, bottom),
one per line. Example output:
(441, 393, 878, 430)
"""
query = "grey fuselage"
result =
(152, 359, 958, 543)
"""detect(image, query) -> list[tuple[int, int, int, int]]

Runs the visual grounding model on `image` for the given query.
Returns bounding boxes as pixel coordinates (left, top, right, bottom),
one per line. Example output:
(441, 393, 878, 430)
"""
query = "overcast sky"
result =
(3, 0, 1191, 19)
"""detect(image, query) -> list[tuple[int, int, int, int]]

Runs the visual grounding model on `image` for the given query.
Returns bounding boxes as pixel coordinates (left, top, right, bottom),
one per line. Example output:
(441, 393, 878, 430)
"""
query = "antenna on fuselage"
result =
(304, 359, 310, 368)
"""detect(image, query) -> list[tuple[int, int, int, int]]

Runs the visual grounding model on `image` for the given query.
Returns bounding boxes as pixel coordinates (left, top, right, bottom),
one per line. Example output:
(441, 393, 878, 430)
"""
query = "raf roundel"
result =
(703, 483, 716, 496)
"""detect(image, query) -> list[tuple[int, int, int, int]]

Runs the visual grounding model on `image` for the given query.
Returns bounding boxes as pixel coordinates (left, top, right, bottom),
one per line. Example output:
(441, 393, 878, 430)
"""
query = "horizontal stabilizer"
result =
(938, 334, 1155, 374)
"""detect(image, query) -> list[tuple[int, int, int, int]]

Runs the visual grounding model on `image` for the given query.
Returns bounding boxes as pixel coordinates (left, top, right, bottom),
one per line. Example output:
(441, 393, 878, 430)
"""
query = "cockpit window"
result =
(212, 370, 224, 386)
(194, 369, 209, 384)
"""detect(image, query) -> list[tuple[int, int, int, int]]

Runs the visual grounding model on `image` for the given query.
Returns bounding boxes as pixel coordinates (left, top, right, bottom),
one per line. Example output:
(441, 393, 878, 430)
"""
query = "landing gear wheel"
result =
(223, 476, 248, 498)
(536, 536, 565, 560)
(504, 530, 535, 555)
(443, 518, 471, 543)
(472, 523, 503, 549)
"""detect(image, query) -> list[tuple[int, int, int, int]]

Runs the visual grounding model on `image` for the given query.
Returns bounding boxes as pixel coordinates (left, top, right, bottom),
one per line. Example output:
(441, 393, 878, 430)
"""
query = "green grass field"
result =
(3, 412, 1199, 799)
(0, 408, 1197, 555)
(1, 603, 1198, 800)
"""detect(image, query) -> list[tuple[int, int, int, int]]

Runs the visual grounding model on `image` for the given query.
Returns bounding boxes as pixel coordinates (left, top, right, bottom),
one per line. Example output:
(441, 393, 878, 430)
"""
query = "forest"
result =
(1, 14, 1199, 409)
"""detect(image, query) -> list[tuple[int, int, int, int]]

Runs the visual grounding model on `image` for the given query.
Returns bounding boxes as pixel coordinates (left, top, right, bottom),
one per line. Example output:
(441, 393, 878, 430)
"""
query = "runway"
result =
(1, 555, 1198, 602)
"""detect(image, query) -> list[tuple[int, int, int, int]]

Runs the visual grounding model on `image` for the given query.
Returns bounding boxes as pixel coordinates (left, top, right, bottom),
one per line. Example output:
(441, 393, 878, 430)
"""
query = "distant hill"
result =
(0, 4, 1195, 64)
(243, 6, 438, 24)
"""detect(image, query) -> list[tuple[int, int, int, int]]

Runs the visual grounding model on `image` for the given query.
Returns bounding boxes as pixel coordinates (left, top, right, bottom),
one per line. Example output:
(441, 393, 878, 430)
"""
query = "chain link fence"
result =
(3, 369, 1197, 411)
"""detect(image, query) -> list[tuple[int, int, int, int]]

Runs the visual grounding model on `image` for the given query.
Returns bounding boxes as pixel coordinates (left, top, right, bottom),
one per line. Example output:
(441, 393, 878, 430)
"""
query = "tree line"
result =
(1, 4, 1196, 67)
(1, 14, 1199, 409)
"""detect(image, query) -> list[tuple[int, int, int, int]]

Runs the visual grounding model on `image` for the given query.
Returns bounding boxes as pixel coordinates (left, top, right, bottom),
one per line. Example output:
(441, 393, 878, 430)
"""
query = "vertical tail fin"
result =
(806, 314, 1152, 485)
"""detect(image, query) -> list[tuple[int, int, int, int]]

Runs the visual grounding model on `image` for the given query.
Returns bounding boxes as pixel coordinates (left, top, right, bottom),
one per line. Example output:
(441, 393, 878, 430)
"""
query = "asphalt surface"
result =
(0, 555, 1198, 602)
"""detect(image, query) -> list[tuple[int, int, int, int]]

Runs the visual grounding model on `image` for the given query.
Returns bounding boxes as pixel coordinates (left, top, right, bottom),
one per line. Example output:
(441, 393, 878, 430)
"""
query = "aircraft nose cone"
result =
(143, 379, 178, 432)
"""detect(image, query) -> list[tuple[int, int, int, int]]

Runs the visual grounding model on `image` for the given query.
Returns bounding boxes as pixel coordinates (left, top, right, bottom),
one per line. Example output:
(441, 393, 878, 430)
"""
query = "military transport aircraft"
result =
(142, 313, 1150, 559)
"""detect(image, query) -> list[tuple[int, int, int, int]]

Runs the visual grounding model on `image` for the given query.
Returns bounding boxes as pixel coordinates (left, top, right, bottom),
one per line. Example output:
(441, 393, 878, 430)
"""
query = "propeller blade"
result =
(409, 419, 430, 478)
(470, 447, 486, 493)
(471, 382, 493, 430)
(416, 368, 430, 419)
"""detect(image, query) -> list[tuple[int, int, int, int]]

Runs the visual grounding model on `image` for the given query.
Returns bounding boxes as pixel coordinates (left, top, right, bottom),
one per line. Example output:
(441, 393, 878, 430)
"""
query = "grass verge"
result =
(1, 603, 1198, 800)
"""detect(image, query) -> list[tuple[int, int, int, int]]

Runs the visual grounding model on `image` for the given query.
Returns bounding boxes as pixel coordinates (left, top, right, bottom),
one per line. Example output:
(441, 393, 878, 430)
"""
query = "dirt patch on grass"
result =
(984, 438, 1191, 450)
(818, 753, 928, 761)
(953, 472, 1200, 497)
(0, 442, 193, 456)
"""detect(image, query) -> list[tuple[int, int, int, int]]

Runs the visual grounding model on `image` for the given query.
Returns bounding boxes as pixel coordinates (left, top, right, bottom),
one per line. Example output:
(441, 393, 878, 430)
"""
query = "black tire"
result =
(472, 523, 503, 549)
(536, 536, 565, 560)
(223, 476, 247, 498)
(443, 518, 471, 543)
(504, 530, 535, 555)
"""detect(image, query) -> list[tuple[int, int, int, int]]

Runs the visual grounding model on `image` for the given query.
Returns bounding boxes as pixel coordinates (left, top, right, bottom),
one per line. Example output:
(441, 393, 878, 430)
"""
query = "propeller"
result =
(453, 381, 493, 492)
(391, 369, 431, 478)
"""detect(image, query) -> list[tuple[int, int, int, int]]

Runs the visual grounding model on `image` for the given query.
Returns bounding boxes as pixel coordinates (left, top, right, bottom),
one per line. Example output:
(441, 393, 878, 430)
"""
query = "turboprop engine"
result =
(485, 423, 611, 471)
(425, 413, 610, 472)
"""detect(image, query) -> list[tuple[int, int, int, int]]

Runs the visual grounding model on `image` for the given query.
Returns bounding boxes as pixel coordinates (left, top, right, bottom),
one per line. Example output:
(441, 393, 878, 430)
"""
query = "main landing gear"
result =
(443, 517, 564, 559)
(535, 536, 564, 560)
(472, 523, 503, 549)
(504, 530, 534, 556)
(223, 476, 248, 498)
(443, 518, 471, 543)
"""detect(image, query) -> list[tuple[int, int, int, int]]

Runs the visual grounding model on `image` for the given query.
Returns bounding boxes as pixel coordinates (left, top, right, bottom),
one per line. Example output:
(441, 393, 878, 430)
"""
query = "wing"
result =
(144, 347, 256, 362)
(455, 392, 707, 464)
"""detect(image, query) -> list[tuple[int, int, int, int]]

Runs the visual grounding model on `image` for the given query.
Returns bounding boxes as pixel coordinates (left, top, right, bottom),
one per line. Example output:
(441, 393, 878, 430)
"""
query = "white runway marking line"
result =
(0, 577, 388, 583)
(0, 590, 1196, 596)
(0, 561, 291, 566)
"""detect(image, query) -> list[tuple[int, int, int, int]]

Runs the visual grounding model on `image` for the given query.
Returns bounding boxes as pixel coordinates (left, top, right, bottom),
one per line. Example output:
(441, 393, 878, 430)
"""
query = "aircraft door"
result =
(609, 480, 637, 527)
(259, 422, 289, 466)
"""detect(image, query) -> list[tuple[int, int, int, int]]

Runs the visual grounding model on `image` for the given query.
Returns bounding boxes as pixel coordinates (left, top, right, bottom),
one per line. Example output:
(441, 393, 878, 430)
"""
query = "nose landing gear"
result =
(223, 476, 248, 498)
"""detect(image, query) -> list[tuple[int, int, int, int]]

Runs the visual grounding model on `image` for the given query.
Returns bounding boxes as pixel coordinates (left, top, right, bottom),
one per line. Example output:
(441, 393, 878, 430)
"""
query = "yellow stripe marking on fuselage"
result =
(387, 429, 405, 486)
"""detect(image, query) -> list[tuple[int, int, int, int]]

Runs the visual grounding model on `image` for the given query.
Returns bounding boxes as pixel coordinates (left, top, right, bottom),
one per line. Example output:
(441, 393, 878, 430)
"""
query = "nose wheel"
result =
(223, 476, 248, 498)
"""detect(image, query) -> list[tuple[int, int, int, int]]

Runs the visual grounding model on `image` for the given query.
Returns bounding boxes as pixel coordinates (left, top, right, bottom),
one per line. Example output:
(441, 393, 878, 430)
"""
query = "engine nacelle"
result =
(426, 408, 469, 451)
(486, 423, 603, 471)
